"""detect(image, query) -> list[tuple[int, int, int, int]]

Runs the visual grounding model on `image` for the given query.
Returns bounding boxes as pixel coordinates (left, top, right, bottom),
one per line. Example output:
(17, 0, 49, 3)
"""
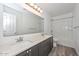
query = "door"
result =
(52, 17, 74, 47)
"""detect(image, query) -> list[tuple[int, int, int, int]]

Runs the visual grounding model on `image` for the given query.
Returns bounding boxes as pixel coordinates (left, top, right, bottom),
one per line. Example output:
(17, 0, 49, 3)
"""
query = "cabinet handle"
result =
(29, 49, 31, 52)
(27, 51, 29, 53)
(28, 49, 31, 56)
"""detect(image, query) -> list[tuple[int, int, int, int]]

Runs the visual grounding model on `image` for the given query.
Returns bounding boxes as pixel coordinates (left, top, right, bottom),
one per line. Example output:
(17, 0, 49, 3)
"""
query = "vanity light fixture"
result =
(25, 3, 43, 13)
(29, 3, 34, 7)
(34, 5, 38, 9)
(39, 9, 43, 13)
(37, 7, 41, 11)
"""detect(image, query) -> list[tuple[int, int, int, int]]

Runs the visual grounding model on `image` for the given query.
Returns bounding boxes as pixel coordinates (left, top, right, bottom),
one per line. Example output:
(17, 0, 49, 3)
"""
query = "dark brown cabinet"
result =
(16, 50, 28, 56)
(39, 37, 52, 56)
(16, 44, 39, 56)
(16, 36, 53, 56)
(50, 36, 53, 49)
(28, 44, 39, 56)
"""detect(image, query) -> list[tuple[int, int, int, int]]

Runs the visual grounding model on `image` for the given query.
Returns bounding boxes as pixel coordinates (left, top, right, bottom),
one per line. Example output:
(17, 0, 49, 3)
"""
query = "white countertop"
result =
(0, 34, 52, 56)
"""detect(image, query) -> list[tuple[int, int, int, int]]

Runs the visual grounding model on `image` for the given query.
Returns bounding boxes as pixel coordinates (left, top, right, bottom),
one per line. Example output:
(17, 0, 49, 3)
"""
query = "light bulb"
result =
(34, 5, 38, 9)
(40, 10, 43, 13)
(37, 7, 40, 11)
(29, 3, 34, 6)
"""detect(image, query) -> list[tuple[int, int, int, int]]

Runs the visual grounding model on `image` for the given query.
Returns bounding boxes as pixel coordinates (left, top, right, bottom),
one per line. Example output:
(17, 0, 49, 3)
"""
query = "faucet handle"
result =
(16, 36, 23, 42)
(15, 38, 19, 42)
(19, 36, 23, 40)
(41, 33, 44, 36)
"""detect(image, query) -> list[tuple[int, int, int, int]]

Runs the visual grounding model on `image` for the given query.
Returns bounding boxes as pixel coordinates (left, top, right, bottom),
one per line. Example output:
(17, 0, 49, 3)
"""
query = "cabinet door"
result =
(50, 37, 53, 49)
(29, 44, 39, 56)
(39, 39, 51, 56)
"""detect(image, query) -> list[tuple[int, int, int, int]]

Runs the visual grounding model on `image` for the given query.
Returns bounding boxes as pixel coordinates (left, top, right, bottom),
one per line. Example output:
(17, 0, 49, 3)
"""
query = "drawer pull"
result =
(27, 51, 29, 53)
(29, 49, 31, 52)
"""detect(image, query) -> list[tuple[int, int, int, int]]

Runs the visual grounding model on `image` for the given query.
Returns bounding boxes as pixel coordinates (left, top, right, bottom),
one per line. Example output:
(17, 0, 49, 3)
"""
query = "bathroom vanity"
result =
(16, 36, 53, 56)
(0, 33, 53, 56)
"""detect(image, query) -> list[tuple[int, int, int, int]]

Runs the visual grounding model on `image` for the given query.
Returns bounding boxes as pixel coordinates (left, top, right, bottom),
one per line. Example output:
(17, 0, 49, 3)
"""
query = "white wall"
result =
(0, 4, 3, 38)
(41, 12, 52, 35)
(52, 13, 73, 20)
(72, 4, 79, 55)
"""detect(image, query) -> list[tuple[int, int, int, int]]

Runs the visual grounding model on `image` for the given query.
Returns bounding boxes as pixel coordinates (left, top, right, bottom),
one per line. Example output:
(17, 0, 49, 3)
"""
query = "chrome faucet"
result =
(16, 37, 23, 42)
(41, 33, 44, 36)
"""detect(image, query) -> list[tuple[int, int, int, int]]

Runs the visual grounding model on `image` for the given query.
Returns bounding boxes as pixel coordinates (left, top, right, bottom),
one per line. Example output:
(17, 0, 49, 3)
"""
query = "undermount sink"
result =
(25, 36, 44, 43)
(15, 40, 32, 46)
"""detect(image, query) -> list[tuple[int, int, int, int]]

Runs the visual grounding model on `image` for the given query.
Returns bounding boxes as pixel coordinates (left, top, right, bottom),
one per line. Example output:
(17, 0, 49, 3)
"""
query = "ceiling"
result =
(37, 3, 76, 17)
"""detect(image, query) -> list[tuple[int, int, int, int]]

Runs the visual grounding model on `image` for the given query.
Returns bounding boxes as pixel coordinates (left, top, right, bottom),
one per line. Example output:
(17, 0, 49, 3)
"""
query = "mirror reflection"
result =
(2, 4, 44, 36)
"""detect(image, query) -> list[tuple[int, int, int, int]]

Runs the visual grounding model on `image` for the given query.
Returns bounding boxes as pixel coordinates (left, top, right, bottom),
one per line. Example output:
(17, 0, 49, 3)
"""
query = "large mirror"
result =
(2, 4, 44, 36)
